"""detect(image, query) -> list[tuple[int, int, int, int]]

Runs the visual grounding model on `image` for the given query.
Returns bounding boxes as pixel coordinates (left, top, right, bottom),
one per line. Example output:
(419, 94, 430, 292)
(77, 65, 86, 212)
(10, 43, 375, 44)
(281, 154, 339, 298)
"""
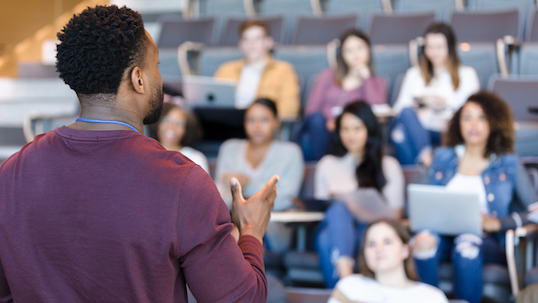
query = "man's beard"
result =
(143, 82, 164, 125)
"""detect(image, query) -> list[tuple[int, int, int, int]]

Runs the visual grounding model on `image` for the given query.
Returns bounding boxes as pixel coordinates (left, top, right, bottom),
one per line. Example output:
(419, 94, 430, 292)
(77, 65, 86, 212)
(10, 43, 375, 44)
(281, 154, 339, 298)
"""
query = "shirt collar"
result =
(455, 144, 497, 162)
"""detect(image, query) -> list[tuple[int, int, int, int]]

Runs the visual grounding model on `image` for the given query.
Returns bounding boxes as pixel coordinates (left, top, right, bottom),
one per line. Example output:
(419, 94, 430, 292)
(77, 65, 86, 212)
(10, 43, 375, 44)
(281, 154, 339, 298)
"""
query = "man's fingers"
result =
(258, 175, 279, 198)
(230, 177, 244, 202)
(265, 185, 277, 203)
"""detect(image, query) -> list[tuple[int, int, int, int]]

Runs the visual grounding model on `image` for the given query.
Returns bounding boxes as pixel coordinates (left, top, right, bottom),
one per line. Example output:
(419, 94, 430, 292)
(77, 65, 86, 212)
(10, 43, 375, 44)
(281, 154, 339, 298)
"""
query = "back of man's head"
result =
(56, 5, 146, 96)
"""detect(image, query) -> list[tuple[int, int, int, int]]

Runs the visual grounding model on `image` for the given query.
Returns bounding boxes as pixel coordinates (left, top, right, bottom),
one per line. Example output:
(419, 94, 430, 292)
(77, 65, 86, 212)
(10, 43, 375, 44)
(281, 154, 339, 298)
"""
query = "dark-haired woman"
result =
(413, 91, 538, 303)
(150, 103, 209, 173)
(329, 219, 448, 303)
(301, 29, 387, 161)
(315, 101, 404, 288)
(215, 98, 304, 252)
(392, 23, 479, 166)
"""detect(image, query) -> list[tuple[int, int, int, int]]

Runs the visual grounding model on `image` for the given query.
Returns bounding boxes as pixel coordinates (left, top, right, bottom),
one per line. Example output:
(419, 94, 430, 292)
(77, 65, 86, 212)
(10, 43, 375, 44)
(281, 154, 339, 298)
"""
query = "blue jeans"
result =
(414, 233, 505, 303)
(299, 113, 332, 161)
(391, 108, 440, 165)
(315, 203, 366, 288)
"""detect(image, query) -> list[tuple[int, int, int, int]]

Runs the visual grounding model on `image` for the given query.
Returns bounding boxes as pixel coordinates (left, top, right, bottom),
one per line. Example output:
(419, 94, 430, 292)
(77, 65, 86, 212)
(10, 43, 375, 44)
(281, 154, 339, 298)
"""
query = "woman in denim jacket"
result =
(412, 91, 538, 303)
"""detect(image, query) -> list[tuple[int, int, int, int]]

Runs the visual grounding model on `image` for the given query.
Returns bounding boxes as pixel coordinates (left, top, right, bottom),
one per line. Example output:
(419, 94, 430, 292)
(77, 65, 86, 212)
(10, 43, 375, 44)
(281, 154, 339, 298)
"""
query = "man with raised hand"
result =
(0, 5, 277, 302)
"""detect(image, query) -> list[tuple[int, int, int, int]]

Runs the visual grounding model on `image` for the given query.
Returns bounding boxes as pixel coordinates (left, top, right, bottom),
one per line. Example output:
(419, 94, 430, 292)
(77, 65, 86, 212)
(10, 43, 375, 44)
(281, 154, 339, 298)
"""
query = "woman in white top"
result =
(216, 98, 304, 253)
(329, 219, 448, 303)
(315, 101, 405, 288)
(412, 91, 537, 303)
(151, 103, 209, 173)
(391, 23, 479, 166)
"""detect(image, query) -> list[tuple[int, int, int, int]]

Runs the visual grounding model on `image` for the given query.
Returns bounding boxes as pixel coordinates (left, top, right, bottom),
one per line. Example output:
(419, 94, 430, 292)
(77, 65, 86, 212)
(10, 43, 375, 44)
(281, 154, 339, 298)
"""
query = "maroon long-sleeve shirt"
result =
(0, 126, 267, 303)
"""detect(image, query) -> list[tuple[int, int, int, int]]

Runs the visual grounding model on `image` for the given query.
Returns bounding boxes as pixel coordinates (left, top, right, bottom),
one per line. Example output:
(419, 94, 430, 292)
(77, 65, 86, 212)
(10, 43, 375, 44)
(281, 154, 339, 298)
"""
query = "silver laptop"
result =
(334, 188, 396, 223)
(182, 76, 236, 108)
(408, 184, 482, 236)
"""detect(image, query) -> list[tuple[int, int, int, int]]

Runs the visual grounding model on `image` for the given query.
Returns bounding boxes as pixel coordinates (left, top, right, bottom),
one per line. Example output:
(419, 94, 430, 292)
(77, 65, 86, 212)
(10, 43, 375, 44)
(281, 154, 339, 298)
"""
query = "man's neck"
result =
(246, 55, 269, 67)
(71, 103, 144, 133)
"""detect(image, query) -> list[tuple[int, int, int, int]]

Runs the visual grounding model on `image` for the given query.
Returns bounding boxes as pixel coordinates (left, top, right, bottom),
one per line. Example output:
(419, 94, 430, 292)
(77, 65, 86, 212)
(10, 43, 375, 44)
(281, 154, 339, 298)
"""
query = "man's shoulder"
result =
(270, 59, 297, 73)
(218, 59, 245, 71)
(0, 130, 58, 172)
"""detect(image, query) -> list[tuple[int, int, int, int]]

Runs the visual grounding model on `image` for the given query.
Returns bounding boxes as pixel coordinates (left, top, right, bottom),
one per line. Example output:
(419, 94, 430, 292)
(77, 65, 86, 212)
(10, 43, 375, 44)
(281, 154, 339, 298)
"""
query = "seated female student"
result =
(302, 29, 387, 161)
(329, 219, 449, 303)
(150, 103, 209, 173)
(413, 91, 538, 303)
(215, 98, 304, 253)
(391, 22, 480, 166)
(315, 101, 404, 288)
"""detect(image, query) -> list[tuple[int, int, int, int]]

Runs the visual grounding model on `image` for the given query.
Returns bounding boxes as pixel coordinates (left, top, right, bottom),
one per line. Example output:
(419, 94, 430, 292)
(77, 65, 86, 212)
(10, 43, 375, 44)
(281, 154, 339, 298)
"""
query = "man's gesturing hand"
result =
(230, 175, 279, 245)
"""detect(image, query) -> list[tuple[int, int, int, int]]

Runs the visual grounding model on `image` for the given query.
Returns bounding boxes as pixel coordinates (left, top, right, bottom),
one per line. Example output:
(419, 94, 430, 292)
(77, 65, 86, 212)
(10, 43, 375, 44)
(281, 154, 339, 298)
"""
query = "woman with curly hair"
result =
(412, 91, 538, 303)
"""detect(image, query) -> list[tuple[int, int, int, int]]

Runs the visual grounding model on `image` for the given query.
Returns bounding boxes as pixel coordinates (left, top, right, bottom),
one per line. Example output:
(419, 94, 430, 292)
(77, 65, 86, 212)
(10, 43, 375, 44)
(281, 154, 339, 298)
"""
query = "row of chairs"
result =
(154, 8, 538, 48)
(4, 74, 537, 150)
(170, 40, 501, 104)
(191, 0, 538, 19)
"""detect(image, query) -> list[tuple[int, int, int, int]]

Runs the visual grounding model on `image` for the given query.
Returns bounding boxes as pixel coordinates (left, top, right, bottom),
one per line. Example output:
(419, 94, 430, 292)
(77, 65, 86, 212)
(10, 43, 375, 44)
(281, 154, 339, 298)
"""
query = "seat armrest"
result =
(177, 41, 204, 76)
(515, 224, 538, 240)
(23, 112, 78, 142)
(496, 35, 521, 76)
(506, 224, 538, 297)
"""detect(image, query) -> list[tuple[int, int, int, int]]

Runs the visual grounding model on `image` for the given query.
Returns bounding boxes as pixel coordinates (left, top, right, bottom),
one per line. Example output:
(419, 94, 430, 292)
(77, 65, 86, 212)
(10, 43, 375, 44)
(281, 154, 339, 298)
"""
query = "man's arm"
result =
(0, 260, 13, 303)
(177, 166, 277, 302)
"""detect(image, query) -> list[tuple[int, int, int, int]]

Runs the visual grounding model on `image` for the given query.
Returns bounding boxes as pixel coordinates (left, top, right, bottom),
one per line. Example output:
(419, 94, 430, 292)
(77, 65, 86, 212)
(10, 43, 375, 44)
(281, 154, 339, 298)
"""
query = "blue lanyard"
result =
(75, 118, 139, 133)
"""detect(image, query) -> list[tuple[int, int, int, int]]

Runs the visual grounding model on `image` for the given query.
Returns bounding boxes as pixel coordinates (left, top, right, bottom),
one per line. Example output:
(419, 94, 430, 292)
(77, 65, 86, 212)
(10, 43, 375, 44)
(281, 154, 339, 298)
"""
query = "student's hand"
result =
(482, 214, 501, 233)
(419, 149, 433, 168)
(528, 202, 538, 212)
(349, 64, 371, 80)
(222, 173, 250, 188)
(230, 175, 279, 245)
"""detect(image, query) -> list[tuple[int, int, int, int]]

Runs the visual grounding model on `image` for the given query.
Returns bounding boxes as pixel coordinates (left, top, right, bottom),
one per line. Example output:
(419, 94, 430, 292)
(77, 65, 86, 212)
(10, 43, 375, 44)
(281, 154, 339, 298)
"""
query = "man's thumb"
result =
(230, 177, 243, 202)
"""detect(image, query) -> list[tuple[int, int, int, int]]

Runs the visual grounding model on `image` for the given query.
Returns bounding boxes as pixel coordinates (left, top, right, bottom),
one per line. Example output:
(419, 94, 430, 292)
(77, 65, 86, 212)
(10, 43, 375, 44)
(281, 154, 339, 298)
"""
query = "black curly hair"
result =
(56, 5, 147, 95)
(445, 90, 515, 157)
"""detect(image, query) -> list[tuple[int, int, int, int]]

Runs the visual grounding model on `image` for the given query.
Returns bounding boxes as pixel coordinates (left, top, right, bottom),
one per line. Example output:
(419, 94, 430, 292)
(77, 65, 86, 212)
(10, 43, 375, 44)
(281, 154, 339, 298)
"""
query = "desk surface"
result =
(270, 211, 325, 223)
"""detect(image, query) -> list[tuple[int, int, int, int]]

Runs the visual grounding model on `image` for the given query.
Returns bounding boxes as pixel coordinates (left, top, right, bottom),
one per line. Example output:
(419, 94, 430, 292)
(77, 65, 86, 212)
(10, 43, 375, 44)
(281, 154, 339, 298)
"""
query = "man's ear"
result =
(130, 66, 145, 94)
